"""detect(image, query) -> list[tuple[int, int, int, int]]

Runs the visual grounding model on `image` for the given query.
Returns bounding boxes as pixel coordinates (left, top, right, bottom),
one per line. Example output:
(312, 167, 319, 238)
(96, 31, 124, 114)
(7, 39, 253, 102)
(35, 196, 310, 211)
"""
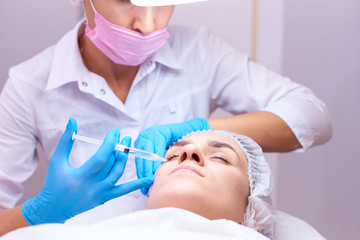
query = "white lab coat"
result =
(0, 20, 331, 220)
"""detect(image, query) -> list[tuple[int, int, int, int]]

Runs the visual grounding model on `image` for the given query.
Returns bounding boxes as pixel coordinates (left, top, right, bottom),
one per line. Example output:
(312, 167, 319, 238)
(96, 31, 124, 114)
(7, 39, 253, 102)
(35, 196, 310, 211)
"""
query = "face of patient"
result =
(148, 132, 250, 224)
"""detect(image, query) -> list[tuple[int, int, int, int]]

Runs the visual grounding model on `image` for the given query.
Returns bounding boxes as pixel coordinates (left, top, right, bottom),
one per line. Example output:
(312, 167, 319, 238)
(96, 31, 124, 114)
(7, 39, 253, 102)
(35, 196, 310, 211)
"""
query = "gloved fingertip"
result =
(113, 129, 120, 144)
(104, 129, 120, 145)
(140, 187, 150, 195)
(121, 136, 132, 147)
(66, 118, 78, 132)
(153, 161, 163, 173)
(113, 129, 120, 138)
(141, 177, 154, 186)
(53, 119, 77, 160)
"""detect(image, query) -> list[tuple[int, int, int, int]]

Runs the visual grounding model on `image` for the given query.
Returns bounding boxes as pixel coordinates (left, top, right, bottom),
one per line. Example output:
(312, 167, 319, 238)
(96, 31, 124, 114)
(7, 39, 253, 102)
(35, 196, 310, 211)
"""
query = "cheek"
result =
(151, 162, 176, 189)
(157, 7, 175, 27)
(152, 163, 170, 182)
(98, 5, 134, 28)
(148, 162, 187, 209)
(84, 4, 96, 28)
(212, 169, 249, 201)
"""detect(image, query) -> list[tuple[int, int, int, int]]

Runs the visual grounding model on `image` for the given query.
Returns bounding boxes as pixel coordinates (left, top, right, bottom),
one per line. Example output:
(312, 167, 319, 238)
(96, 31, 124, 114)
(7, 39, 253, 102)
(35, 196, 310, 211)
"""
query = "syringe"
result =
(72, 133, 167, 162)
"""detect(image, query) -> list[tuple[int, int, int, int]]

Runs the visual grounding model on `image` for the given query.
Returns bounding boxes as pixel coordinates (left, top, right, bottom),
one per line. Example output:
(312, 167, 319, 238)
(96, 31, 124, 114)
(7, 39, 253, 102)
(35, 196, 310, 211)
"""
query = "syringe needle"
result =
(72, 133, 167, 162)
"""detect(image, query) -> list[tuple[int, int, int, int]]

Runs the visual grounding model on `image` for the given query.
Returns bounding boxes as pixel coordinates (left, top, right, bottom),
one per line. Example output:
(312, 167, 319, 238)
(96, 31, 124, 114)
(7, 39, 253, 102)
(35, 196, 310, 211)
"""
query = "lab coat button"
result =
(169, 102, 177, 114)
(146, 61, 153, 67)
(82, 82, 88, 87)
(100, 89, 106, 95)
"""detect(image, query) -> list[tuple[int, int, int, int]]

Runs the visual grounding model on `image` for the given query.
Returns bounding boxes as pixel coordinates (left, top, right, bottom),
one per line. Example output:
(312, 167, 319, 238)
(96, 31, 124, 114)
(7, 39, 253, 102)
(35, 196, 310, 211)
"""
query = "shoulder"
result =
(8, 45, 55, 89)
(8, 21, 82, 90)
(167, 25, 214, 47)
(168, 25, 211, 38)
(166, 25, 228, 63)
(166, 25, 245, 62)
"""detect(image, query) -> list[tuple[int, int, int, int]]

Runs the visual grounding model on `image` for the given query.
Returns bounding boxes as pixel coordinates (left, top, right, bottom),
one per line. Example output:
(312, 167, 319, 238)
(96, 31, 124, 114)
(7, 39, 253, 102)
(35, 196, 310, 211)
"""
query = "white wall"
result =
(277, 0, 360, 239)
(0, 0, 78, 89)
(170, 0, 253, 55)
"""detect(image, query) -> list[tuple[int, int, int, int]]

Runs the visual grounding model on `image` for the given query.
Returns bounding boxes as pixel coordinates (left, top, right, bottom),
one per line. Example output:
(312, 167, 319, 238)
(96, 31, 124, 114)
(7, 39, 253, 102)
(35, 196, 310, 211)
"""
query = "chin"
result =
(148, 182, 205, 210)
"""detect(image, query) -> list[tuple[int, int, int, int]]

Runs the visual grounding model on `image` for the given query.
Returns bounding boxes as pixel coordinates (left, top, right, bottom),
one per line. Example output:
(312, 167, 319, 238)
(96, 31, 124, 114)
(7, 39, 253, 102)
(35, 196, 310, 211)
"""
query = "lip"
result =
(170, 165, 204, 177)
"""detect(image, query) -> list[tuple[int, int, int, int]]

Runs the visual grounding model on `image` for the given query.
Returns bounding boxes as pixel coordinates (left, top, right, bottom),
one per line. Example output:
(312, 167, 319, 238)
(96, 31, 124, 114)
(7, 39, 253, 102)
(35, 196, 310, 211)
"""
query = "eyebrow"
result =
(207, 140, 240, 159)
(170, 140, 191, 148)
(170, 139, 241, 159)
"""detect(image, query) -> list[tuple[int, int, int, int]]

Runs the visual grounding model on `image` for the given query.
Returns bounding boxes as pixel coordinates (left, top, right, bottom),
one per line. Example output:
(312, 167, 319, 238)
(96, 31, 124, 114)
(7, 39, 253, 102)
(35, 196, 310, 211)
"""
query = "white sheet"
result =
(275, 211, 326, 240)
(2, 208, 269, 240)
(65, 194, 148, 225)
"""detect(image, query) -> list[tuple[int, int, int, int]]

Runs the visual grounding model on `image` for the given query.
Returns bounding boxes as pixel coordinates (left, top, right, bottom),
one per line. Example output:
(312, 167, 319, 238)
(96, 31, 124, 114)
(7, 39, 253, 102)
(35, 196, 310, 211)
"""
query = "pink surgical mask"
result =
(85, 0, 170, 66)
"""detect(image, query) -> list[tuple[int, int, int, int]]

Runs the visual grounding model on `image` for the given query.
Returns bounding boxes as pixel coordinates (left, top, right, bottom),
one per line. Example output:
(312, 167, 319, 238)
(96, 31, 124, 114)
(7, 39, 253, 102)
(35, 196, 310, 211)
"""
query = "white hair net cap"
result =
(68, 0, 208, 7)
(179, 130, 276, 239)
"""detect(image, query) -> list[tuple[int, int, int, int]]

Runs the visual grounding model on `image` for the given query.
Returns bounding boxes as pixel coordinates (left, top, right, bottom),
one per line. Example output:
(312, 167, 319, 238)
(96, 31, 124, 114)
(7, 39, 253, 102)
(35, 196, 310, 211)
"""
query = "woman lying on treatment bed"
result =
(2, 128, 276, 239)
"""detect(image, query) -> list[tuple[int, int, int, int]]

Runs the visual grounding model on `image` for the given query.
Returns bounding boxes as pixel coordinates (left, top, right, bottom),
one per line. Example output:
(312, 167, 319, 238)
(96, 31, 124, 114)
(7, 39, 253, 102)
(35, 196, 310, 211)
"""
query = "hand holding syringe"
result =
(21, 119, 155, 225)
(72, 133, 167, 162)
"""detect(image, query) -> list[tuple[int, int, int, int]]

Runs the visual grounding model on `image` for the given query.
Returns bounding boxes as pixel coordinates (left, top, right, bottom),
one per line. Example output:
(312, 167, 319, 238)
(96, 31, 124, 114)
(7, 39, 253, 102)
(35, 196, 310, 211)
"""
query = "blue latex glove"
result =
(134, 118, 210, 194)
(21, 118, 153, 225)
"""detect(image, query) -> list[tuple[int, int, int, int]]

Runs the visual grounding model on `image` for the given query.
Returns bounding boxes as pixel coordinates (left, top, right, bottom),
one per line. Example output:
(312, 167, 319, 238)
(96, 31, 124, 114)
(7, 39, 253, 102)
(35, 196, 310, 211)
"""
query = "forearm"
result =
(0, 205, 30, 236)
(207, 111, 301, 152)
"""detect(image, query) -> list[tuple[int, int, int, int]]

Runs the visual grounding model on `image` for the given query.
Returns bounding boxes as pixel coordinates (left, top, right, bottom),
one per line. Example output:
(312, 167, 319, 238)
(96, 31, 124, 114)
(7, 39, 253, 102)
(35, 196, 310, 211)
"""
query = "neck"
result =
(79, 35, 139, 103)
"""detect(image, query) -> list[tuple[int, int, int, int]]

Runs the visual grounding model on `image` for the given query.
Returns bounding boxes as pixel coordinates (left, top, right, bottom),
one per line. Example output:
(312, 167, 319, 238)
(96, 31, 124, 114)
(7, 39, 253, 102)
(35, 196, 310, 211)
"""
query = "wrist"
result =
(187, 118, 210, 131)
(21, 193, 67, 225)
(21, 196, 42, 225)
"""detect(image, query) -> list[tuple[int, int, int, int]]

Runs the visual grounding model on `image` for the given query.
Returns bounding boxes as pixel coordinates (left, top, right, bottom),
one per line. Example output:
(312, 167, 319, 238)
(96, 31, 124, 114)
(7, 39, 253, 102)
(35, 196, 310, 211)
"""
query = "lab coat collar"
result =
(46, 20, 86, 91)
(151, 39, 183, 70)
(46, 21, 182, 91)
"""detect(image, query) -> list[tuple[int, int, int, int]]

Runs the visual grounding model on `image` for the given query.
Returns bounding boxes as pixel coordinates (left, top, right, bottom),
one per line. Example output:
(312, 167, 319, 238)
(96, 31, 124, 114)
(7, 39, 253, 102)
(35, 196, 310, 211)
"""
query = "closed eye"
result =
(211, 156, 230, 164)
(166, 154, 179, 161)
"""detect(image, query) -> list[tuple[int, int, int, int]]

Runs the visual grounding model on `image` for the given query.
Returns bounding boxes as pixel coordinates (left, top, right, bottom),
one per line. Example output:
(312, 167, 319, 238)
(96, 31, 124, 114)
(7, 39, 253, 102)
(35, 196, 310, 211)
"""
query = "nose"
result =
(132, 7, 156, 34)
(178, 145, 205, 166)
